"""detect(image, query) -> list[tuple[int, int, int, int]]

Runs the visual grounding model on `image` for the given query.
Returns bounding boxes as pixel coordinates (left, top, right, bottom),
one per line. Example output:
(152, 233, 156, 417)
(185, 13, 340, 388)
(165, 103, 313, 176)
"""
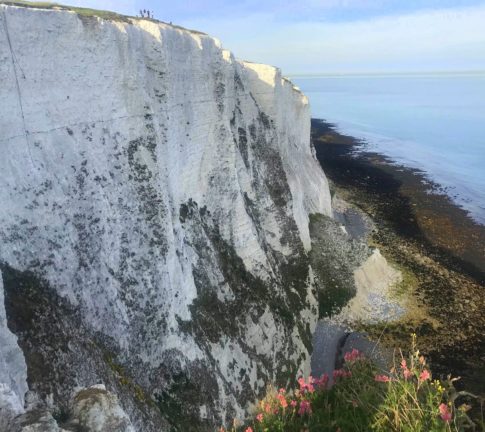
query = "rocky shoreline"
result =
(311, 119, 485, 396)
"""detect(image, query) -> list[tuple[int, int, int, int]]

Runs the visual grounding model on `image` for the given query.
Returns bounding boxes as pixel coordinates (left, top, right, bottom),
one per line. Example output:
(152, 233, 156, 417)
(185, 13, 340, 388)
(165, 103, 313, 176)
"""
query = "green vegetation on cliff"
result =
(1, 0, 130, 20)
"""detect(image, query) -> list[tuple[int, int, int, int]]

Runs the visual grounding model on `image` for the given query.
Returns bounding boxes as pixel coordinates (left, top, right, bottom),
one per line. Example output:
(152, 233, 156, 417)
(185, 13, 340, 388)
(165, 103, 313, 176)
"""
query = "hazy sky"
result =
(66, 0, 485, 74)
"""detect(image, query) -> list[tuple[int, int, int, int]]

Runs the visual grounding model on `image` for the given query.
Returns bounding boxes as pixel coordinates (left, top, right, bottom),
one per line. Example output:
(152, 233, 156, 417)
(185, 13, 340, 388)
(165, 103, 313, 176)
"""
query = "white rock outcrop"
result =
(349, 249, 403, 322)
(0, 4, 331, 430)
(68, 385, 135, 432)
(11, 385, 133, 432)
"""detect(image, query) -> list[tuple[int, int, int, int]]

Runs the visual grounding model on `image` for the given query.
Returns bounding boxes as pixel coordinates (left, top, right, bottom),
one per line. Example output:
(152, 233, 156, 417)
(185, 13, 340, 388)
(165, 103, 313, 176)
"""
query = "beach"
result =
(311, 119, 485, 395)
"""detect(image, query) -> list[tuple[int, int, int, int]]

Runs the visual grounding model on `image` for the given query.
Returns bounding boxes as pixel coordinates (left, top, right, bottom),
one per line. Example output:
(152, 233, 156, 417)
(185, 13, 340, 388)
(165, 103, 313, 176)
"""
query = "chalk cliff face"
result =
(0, 4, 331, 430)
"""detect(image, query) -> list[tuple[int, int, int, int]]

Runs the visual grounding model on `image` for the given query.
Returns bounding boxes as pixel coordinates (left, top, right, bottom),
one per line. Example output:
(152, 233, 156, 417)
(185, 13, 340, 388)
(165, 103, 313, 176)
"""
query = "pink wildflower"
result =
(298, 377, 305, 389)
(256, 413, 264, 423)
(277, 393, 288, 409)
(419, 370, 431, 382)
(314, 373, 329, 389)
(278, 388, 285, 394)
(399, 359, 413, 379)
(333, 369, 351, 380)
(290, 400, 297, 408)
(298, 400, 312, 416)
(264, 403, 271, 414)
(439, 403, 452, 422)
(298, 376, 315, 394)
(344, 348, 363, 363)
(403, 368, 413, 380)
(375, 374, 391, 383)
(245, 428, 253, 432)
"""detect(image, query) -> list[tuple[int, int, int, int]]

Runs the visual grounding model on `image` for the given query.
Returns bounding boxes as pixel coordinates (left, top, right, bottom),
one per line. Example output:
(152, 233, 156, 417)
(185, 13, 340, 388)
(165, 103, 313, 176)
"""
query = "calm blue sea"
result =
(292, 74, 485, 225)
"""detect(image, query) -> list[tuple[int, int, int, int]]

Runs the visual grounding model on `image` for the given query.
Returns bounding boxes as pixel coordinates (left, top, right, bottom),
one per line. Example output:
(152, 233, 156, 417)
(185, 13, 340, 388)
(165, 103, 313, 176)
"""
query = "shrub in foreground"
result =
(221, 335, 482, 432)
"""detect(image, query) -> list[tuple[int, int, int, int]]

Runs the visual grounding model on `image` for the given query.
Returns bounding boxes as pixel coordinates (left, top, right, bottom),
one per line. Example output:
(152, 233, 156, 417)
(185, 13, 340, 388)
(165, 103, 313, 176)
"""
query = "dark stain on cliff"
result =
(155, 352, 219, 432)
(0, 263, 167, 431)
(176, 193, 313, 424)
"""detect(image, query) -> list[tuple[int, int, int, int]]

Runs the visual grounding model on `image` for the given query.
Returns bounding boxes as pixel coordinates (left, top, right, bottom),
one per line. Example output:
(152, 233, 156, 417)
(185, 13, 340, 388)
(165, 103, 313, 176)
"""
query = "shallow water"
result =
(292, 73, 485, 224)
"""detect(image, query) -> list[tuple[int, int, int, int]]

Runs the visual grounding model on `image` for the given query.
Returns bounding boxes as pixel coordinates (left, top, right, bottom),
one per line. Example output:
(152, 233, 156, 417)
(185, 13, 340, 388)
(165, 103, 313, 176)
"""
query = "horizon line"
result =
(287, 69, 485, 78)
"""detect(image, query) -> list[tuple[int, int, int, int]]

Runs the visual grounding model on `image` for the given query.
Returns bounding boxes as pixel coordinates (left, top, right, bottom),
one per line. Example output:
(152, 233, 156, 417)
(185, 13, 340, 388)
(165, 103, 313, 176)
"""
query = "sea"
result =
(292, 73, 485, 225)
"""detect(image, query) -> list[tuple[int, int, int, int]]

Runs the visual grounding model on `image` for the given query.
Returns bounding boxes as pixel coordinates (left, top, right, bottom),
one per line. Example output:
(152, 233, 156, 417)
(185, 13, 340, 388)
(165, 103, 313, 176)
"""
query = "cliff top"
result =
(1, 1, 296, 89)
(0, 0, 207, 34)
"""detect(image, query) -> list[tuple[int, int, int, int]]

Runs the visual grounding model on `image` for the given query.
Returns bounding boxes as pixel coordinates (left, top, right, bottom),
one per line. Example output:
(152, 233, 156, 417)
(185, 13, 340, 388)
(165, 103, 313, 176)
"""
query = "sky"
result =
(66, 0, 485, 75)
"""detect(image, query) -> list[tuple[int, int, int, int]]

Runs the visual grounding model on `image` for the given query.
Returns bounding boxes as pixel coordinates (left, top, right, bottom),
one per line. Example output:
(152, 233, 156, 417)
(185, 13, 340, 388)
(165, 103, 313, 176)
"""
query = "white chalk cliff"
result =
(0, 4, 332, 430)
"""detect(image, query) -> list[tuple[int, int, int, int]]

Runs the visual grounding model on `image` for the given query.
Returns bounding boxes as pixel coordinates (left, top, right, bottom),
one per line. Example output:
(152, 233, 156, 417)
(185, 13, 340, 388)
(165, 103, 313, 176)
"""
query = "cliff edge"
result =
(0, 3, 331, 430)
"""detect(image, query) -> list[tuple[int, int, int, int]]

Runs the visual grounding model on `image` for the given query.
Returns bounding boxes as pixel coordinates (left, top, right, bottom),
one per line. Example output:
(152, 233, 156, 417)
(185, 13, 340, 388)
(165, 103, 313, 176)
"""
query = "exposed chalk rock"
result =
(10, 385, 133, 431)
(310, 199, 402, 323)
(350, 249, 403, 321)
(11, 409, 66, 432)
(0, 4, 331, 430)
(67, 384, 135, 432)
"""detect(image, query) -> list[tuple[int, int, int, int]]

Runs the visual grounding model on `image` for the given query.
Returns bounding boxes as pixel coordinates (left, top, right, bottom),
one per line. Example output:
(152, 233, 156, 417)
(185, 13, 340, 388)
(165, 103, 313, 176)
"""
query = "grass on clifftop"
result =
(1, 0, 131, 21)
(0, 0, 207, 33)
(222, 335, 483, 432)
